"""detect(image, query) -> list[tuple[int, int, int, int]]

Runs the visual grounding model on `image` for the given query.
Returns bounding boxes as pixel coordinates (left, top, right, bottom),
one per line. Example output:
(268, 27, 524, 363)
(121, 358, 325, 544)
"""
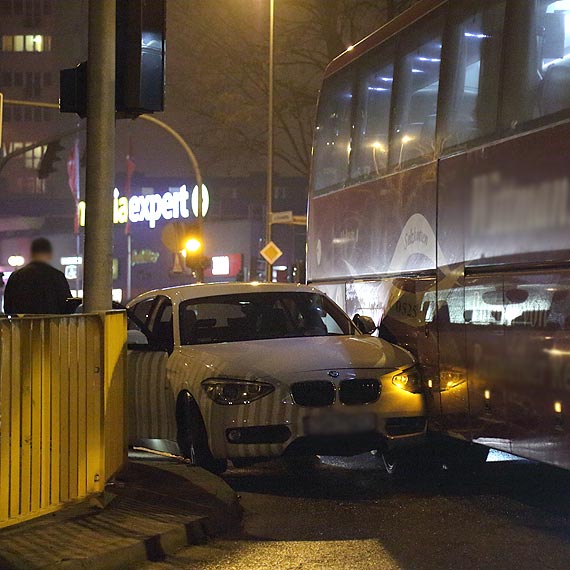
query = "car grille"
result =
(291, 381, 335, 407)
(339, 379, 381, 405)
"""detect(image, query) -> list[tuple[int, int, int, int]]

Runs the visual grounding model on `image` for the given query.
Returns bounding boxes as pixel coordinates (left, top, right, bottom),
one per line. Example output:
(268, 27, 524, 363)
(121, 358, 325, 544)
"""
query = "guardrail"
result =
(0, 311, 126, 529)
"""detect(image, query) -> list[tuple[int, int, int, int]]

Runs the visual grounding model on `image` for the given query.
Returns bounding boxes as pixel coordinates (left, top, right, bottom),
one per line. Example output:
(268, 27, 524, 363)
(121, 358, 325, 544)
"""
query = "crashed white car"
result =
(126, 283, 426, 473)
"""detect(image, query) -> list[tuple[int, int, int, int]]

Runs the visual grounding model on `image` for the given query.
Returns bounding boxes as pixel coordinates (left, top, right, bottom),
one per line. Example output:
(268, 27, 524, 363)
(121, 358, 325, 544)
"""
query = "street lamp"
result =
(265, 0, 275, 282)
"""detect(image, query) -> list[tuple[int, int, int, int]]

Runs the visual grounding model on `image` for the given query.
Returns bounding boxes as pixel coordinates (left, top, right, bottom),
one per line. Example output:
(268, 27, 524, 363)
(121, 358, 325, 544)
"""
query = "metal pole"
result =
(83, 0, 116, 312)
(265, 0, 275, 282)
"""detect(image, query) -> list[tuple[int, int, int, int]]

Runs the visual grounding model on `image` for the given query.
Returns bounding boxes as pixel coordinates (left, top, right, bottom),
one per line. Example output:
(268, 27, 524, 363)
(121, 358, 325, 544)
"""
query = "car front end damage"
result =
(196, 366, 426, 460)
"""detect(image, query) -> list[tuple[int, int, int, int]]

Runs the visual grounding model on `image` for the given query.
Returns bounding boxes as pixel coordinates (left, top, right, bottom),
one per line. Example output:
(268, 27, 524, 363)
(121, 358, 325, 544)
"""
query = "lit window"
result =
(8, 142, 46, 169)
(24, 145, 46, 170)
(1, 35, 13, 51)
(1, 34, 51, 52)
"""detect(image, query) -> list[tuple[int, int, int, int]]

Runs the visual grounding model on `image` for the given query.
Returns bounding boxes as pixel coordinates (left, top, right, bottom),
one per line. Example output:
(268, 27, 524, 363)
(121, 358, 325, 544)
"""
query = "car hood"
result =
(177, 335, 414, 382)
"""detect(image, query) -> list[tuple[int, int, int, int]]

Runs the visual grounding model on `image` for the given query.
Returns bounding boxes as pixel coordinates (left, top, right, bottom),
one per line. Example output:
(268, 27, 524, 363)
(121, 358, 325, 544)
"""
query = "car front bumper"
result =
(199, 376, 427, 459)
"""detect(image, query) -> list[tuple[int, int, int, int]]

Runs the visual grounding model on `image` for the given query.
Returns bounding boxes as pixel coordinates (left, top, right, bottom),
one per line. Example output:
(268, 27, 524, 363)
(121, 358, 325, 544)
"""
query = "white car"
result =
(126, 282, 426, 473)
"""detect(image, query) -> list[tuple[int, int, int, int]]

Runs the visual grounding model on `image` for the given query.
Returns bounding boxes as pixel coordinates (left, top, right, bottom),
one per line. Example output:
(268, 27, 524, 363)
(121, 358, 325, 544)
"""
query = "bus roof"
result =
(324, 0, 447, 79)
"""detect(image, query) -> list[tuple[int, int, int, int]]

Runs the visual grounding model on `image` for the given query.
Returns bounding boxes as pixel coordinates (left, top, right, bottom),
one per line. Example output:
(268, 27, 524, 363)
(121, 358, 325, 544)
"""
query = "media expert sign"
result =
(78, 184, 210, 229)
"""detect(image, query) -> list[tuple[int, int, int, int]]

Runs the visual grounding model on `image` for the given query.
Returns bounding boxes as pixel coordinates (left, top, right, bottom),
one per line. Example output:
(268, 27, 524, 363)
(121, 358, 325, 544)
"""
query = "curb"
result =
(0, 462, 242, 570)
(55, 518, 209, 570)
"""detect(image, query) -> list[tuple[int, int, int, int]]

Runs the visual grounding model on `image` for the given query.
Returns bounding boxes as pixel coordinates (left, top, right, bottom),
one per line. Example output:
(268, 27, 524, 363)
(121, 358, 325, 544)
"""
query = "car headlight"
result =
(202, 378, 275, 405)
(392, 367, 423, 393)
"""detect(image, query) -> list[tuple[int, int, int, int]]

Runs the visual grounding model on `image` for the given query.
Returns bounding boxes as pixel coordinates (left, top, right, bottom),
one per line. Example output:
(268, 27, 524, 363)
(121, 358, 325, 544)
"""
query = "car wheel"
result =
(381, 445, 440, 479)
(441, 441, 489, 475)
(176, 391, 227, 475)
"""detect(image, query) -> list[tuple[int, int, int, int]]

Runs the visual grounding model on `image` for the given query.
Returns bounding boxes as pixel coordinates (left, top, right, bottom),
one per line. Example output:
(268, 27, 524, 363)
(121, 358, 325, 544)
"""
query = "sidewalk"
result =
(0, 460, 242, 570)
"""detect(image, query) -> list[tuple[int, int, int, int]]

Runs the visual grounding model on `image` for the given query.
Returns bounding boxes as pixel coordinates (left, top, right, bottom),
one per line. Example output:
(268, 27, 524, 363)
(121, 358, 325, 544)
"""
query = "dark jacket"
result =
(3, 261, 72, 315)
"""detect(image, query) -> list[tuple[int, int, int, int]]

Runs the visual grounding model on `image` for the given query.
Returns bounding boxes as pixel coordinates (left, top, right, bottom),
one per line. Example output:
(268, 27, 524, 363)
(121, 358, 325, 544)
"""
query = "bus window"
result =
(389, 12, 443, 168)
(351, 44, 395, 180)
(312, 69, 354, 195)
(503, 0, 570, 128)
(441, 1, 506, 149)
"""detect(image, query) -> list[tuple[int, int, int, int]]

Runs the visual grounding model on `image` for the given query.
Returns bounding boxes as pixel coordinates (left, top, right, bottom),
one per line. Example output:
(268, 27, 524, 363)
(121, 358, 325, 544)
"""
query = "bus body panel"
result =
(308, 163, 438, 282)
(308, 0, 570, 469)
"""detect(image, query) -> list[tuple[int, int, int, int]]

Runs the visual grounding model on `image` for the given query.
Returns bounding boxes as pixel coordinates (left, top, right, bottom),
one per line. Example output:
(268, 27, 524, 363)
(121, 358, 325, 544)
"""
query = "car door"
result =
(127, 295, 177, 447)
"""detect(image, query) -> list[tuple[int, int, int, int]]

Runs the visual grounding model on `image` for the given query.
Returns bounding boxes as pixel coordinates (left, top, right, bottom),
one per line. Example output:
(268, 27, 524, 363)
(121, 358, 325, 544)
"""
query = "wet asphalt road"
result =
(140, 452, 570, 570)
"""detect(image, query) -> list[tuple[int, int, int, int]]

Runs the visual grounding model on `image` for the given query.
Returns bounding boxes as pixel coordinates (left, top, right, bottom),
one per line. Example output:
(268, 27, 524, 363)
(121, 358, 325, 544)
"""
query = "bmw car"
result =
(126, 282, 426, 473)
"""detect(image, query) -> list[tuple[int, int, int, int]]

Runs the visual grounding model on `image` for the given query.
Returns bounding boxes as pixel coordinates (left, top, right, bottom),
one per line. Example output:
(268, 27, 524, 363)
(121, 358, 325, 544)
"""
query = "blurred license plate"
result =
(304, 413, 376, 436)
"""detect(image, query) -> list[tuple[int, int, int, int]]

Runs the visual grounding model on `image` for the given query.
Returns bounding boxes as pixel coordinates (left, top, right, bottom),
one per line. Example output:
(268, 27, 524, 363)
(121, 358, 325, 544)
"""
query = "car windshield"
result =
(178, 291, 357, 345)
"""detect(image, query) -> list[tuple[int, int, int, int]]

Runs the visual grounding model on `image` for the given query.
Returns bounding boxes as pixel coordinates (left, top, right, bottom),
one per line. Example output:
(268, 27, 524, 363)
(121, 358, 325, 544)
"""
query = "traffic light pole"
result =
(83, 0, 116, 312)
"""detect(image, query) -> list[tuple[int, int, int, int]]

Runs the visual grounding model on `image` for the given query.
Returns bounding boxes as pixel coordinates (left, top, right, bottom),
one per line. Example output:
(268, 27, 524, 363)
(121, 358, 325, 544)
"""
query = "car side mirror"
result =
(353, 314, 377, 335)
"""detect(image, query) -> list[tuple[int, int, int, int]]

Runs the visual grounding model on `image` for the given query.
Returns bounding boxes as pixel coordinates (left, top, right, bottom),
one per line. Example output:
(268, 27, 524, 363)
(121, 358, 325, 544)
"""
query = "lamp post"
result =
(265, 0, 275, 282)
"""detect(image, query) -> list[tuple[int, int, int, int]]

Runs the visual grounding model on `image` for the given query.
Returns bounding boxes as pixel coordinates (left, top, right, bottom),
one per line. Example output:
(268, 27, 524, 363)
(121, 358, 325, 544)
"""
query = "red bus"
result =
(308, 0, 570, 470)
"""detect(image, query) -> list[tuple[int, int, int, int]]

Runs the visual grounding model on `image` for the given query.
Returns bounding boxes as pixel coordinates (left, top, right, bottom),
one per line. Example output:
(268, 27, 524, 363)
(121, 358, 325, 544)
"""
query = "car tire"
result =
(381, 445, 440, 479)
(441, 441, 489, 475)
(176, 391, 227, 475)
(382, 439, 489, 479)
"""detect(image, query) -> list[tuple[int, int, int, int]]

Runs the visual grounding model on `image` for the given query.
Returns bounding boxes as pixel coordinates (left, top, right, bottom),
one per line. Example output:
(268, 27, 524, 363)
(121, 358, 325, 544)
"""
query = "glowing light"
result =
(346, 45, 354, 51)
(79, 185, 192, 229)
(7, 255, 25, 267)
(544, 348, 570, 357)
(185, 238, 201, 254)
(555, 401, 563, 414)
(484, 390, 491, 400)
(464, 32, 490, 39)
(211, 256, 230, 276)
(402, 135, 414, 144)
(428, 379, 433, 389)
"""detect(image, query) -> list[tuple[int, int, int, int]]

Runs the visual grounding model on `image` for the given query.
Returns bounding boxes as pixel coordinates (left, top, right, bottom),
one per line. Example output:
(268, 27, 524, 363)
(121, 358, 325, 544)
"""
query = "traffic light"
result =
(183, 229, 210, 277)
(116, 0, 166, 116)
(60, 0, 166, 118)
(60, 62, 87, 118)
(38, 141, 65, 179)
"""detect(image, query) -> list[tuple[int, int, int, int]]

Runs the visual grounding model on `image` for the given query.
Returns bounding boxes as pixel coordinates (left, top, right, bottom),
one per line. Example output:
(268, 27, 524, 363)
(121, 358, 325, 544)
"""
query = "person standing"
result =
(3, 238, 73, 316)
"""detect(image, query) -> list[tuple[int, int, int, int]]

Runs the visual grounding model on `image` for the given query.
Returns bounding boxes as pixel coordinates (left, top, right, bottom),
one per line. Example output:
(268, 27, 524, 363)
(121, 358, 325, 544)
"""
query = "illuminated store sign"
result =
(78, 184, 209, 229)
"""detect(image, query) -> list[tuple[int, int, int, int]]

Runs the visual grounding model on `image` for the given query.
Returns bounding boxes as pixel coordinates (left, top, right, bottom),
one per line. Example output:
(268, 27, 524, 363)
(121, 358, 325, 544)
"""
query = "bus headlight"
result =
(202, 378, 275, 405)
(392, 367, 423, 393)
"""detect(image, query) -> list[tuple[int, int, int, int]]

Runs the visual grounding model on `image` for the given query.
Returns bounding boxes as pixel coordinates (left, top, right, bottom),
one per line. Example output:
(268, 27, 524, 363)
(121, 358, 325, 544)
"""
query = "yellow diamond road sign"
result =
(260, 241, 283, 265)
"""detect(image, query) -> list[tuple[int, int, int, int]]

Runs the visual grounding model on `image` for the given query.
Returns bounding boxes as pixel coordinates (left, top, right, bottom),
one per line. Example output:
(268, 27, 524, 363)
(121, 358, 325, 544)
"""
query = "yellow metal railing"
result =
(0, 312, 126, 529)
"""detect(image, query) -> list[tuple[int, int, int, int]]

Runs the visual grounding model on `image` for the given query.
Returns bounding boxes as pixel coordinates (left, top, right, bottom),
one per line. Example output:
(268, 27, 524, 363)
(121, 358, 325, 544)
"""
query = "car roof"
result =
(128, 282, 324, 306)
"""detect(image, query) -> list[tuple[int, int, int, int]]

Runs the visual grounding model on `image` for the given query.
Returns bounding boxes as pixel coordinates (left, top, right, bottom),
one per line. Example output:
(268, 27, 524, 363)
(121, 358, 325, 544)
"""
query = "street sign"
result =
(292, 215, 307, 226)
(271, 210, 293, 224)
(260, 241, 283, 265)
